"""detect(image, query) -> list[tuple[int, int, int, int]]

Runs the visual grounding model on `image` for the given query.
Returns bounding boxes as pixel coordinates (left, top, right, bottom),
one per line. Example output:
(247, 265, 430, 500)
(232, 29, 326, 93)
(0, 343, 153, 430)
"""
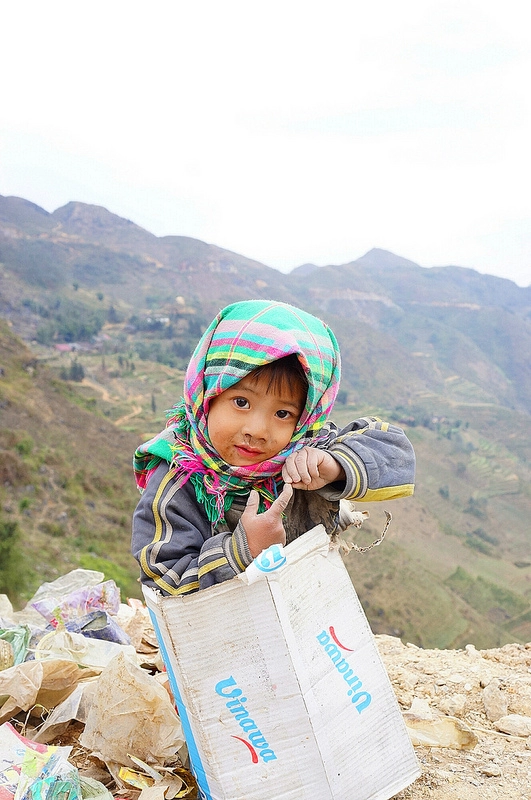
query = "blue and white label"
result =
(254, 544, 287, 573)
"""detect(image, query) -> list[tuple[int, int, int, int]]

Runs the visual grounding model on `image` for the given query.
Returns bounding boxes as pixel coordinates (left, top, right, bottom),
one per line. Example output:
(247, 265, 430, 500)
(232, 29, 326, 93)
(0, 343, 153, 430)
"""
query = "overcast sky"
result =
(1, 1, 530, 286)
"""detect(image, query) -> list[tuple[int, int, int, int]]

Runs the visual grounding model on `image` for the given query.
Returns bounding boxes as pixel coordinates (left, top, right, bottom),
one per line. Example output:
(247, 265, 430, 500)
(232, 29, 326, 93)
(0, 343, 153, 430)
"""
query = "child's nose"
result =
(243, 411, 268, 440)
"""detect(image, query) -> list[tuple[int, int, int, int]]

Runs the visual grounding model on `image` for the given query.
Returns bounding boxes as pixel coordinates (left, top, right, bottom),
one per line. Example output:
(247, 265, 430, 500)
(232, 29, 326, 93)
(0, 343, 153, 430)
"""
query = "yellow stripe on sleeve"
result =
(140, 470, 184, 595)
(356, 484, 415, 502)
(198, 556, 229, 578)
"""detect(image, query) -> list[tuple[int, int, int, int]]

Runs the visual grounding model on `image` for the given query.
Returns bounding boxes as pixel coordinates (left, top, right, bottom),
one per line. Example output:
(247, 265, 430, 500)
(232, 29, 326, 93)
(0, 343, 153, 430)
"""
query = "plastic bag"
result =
(0, 625, 32, 665)
(0, 721, 72, 800)
(403, 698, 478, 749)
(79, 651, 185, 767)
(32, 582, 121, 628)
(63, 611, 131, 646)
(0, 658, 87, 724)
(13, 571, 106, 628)
(14, 750, 80, 800)
(32, 682, 97, 744)
(34, 630, 137, 672)
(78, 776, 113, 800)
(28, 570, 105, 605)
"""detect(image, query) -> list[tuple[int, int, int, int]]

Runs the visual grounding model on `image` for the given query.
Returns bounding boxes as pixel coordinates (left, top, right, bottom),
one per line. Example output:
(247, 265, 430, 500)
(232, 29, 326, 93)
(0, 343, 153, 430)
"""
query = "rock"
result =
(373, 634, 531, 797)
(494, 714, 531, 737)
(508, 678, 531, 717)
(482, 678, 509, 721)
(479, 763, 502, 777)
(403, 709, 479, 750)
(438, 693, 467, 717)
(465, 643, 481, 660)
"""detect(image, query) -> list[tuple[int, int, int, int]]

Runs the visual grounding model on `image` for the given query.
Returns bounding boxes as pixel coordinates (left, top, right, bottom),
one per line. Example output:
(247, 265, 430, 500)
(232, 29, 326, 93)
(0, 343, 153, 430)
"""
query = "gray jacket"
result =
(131, 417, 415, 595)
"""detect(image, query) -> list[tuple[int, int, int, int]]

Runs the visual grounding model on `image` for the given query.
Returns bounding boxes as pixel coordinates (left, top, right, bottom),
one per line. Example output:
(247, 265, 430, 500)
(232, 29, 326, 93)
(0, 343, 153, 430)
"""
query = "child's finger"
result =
(244, 489, 261, 516)
(304, 447, 322, 478)
(270, 482, 293, 516)
(281, 452, 299, 483)
(292, 447, 313, 484)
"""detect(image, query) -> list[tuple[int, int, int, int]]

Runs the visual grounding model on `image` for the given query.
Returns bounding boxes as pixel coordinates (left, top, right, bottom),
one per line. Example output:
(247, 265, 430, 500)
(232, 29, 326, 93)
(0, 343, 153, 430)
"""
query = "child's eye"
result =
(234, 397, 250, 409)
(275, 409, 292, 420)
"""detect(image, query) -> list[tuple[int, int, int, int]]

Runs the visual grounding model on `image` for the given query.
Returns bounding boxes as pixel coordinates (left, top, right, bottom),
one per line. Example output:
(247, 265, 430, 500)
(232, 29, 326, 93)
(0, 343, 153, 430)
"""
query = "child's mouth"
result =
(234, 444, 263, 458)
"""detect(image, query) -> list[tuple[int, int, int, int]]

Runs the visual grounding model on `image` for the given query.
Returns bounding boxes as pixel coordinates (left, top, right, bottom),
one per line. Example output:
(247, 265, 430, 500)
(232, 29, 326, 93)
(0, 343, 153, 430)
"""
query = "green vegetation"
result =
(34, 298, 106, 344)
(0, 320, 142, 607)
(0, 239, 66, 289)
(78, 553, 140, 599)
(445, 566, 529, 620)
(0, 516, 26, 598)
(60, 359, 85, 382)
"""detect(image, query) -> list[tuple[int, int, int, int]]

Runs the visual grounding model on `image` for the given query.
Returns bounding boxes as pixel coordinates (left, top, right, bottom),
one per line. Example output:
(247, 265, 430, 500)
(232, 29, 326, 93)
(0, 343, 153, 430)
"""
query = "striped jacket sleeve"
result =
(131, 463, 253, 596)
(320, 416, 416, 502)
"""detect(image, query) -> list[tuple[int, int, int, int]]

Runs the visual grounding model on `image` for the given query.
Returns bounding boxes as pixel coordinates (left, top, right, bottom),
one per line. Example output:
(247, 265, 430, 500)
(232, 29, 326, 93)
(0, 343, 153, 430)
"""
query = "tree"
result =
(69, 359, 85, 382)
(0, 517, 24, 597)
(108, 305, 120, 323)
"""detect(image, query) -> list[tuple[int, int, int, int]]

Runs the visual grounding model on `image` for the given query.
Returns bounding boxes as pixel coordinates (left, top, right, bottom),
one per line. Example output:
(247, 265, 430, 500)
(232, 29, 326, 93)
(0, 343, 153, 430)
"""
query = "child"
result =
(131, 299, 415, 595)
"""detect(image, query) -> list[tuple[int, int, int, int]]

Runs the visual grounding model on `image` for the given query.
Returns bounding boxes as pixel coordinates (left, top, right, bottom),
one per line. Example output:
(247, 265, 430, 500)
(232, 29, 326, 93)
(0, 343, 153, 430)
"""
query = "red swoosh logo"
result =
(232, 736, 259, 763)
(329, 625, 354, 651)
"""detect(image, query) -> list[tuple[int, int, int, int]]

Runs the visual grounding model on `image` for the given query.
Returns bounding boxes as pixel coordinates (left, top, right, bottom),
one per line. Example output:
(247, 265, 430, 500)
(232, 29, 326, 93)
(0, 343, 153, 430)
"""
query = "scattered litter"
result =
(78, 651, 185, 766)
(0, 625, 31, 666)
(0, 570, 194, 800)
(4, 542, 517, 800)
(32, 581, 121, 630)
(34, 629, 136, 671)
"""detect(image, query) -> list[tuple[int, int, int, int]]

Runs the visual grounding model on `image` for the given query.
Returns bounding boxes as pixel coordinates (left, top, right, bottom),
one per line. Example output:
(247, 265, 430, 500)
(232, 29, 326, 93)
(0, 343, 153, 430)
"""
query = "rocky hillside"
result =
(379, 634, 531, 799)
(1, 194, 530, 651)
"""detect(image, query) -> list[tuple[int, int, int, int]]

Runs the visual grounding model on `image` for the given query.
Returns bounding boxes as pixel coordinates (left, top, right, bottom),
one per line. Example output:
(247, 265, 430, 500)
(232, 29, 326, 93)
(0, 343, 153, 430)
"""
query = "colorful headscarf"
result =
(133, 300, 341, 523)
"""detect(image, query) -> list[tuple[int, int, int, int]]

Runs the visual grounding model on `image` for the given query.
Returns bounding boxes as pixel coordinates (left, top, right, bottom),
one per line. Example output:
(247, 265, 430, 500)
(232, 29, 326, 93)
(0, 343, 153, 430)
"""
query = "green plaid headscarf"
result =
(134, 300, 341, 523)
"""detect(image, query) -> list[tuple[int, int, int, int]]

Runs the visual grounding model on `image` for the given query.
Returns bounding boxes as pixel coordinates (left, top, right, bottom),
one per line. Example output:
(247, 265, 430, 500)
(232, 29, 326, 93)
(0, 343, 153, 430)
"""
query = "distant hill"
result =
(0, 195, 296, 313)
(0, 318, 141, 603)
(1, 194, 530, 648)
(288, 248, 531, 414)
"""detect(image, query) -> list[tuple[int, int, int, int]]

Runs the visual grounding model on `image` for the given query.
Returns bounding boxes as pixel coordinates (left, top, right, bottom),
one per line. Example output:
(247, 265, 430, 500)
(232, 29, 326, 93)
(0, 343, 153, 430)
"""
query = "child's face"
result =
(207, 370, 306, 466)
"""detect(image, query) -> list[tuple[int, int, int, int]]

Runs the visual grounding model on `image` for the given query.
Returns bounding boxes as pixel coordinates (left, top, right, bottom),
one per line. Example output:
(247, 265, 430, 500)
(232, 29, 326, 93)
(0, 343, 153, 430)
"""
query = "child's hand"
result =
(242, 483, 293, 558)
(282, 447, 345, 490)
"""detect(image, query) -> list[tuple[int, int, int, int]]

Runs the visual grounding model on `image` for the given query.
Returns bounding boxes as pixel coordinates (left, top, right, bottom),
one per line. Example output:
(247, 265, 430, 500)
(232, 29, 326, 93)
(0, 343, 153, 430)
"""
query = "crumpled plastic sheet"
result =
(4, 571, 106, 630)
(31, 682, 96, 744)
(28, 571, 105, 607)
(61, 610, 131, 646)
(0, 658, 90, 725)
(79, 651, 185, 767)
(33, 629, 137, 671)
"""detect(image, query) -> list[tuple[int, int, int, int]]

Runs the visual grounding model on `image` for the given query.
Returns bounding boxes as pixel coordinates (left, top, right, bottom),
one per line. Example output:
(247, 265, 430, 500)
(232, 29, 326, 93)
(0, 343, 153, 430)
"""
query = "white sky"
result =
(1, 1, 531, 286)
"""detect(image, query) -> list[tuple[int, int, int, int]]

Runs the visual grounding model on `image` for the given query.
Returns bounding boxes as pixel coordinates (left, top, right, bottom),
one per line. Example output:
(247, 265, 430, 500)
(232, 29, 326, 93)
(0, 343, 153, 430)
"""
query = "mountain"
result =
(288, 248, 531, 414)
(0, 195, 296, 312)
(1, 195, 530, 649)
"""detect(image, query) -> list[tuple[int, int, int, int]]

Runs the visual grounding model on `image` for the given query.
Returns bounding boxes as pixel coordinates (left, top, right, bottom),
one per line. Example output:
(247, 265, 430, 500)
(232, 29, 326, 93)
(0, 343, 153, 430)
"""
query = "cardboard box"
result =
(143, 525, 420, 800)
